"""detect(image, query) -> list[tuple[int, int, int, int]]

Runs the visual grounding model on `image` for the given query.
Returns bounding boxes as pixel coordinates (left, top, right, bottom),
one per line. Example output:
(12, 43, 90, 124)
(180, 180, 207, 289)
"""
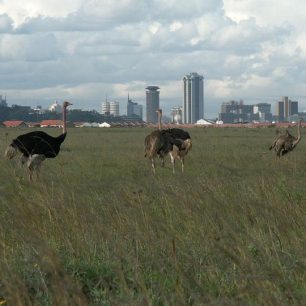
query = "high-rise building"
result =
(0, 95, 7, 107)
(102, 100, 119, 116)
(183, 72, 204, 124)
(275, 96, 298, 121)
(219, 100, 254, 123)
(127, 95, 143, 120)
(275, 101, 285, 121)
(253, 103, 272, 122)
(49, 101, 61, 113)
(110, 101, 119, 116)
(171, 106, 183, 124)
(102, 101, 110, 115)
(290, 101, 298, 116)
(146, 86, 160, 123)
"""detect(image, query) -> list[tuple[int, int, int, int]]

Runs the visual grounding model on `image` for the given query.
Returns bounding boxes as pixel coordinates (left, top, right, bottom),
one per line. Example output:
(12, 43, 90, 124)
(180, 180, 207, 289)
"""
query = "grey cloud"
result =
(0, 14, 13, 33)
(1, 0, 305, 117)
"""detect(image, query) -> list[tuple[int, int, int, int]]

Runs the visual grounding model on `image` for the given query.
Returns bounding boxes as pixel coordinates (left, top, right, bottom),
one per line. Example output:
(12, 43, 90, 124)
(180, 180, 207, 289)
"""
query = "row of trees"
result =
(0, 105, 143, 123)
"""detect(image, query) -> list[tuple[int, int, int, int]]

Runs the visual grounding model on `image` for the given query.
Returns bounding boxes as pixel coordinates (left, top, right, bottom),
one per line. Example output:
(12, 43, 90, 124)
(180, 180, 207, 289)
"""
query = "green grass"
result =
(0, 126, 305, 305)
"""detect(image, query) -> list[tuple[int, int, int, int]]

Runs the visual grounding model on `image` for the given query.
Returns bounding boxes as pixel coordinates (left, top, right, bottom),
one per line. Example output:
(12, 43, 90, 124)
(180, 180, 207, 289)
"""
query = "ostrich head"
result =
(155, 109, 162, 115)
(5, 145, 18, 159)
(182, 138, 192, 151)
(63, 101, 73, 108)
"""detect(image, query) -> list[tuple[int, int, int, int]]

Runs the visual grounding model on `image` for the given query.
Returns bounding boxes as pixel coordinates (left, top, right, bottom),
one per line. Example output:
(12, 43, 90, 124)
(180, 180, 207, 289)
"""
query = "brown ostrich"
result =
(144, 110, 166, 173)
(144, 109, 192, 173)
(269, 119, 302, 157)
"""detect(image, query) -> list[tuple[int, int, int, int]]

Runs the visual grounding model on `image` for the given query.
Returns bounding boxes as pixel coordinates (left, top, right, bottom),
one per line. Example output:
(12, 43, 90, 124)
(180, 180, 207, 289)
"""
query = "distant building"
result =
(102, 101, 110, 115)
(219, 100, 254, 123)
(275, 101, 285, 121)
(171, 106, 183, 124)
(253, 103, 272, 122)
(34, 105, 45, 115)
(275, 96, 298, 122)
(40, 120, 74, 128)
(183, 72, 204, 124)
(49, 101, 61, 113)
(101, 100, 119, 116)
(0, 95, 7, 107)
(3, 120, 27, 128)
(110, 101, 119, 116)
(40, 120, 64, 128)
(146, 86, 160, 123)
(127, 95, 143, 120)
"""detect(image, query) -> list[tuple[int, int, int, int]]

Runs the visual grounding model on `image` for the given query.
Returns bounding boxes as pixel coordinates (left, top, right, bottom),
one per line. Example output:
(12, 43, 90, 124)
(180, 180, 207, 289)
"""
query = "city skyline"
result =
(1, 1, 306, 117)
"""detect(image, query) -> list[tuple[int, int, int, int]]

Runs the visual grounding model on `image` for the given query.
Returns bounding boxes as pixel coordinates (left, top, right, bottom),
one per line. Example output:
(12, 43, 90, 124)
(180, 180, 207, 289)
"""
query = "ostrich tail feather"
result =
(5, 145, 18, 159)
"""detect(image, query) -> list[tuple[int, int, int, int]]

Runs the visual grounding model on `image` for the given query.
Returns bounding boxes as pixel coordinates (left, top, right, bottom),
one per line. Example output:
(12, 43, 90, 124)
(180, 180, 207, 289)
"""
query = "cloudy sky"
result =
(1, 0, 306, 118)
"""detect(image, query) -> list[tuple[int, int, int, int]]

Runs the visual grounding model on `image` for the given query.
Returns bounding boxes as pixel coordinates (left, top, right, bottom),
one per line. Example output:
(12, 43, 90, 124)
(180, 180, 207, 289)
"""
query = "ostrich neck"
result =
(158, 112, 162, 130)
(293, 120, 301, 146)
(63, 106, 67, 134)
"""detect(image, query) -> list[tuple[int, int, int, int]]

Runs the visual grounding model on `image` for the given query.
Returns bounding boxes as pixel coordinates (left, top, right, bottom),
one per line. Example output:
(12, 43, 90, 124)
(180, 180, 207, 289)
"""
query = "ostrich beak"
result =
(65, 101, 73, 106)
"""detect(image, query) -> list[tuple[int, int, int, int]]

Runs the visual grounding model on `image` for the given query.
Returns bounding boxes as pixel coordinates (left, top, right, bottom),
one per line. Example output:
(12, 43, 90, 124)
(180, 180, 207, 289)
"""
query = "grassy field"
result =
(0, 126, 305, 305)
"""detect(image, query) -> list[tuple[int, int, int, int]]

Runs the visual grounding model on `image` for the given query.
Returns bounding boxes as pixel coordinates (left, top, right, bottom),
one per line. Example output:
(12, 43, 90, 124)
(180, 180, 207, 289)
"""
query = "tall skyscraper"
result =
(183, 72, 204, 124)
(109, 101, 119, 116)
(127, 94, 143, 120)
(146, 86, 160, 123)
(275, 96, 298, 121)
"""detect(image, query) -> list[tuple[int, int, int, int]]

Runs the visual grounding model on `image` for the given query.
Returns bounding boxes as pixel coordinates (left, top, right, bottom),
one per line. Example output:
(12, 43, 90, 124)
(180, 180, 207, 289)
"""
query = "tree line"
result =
(0, 105, 142, 123)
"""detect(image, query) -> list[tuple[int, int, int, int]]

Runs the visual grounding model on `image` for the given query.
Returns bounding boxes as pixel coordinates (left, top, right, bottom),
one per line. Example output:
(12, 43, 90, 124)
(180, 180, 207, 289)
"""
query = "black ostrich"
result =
(5, 101, 72, 180)
(144, 109, 192, 173)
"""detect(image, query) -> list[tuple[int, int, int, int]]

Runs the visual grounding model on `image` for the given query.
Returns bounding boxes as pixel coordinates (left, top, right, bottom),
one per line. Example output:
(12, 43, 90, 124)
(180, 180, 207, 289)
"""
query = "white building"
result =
(102, 101, 110, 115)
(253, 103, 272, 122)
(102, 100, 119, 116)
(171, 106, 183, 124)
(110, 101, 119, 116)
(49, 101, 61, 113)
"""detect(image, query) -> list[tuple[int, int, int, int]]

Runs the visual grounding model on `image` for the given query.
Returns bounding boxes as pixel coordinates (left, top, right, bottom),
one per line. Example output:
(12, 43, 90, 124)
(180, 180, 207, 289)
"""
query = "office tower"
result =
(102, 100, 119, 116)
(146, 86, 160, 123)
(289, 100, 298, 116)
(219, 100, 253, 123)
(109, 101, 119, 116)
(253, 103, 272, 122)
(127, 95, 143, 120)
(102, 101, 110, 115)
(275, 101, 285, 121)
(0, 95, 7, 106)
(171, 106, 183, 124)
(183, 72, 204, 124)
(275, 96, 298, 121)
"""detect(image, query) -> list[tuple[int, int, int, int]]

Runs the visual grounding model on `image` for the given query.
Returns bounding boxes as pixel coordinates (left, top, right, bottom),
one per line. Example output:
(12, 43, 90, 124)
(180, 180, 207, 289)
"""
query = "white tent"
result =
(99, 122, 111, 128)
(195, 119, 213, 125)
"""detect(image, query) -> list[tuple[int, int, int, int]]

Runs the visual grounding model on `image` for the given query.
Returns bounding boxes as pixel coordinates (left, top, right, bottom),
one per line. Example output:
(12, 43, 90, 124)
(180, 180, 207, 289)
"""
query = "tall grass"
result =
(0, 127, 305, 305)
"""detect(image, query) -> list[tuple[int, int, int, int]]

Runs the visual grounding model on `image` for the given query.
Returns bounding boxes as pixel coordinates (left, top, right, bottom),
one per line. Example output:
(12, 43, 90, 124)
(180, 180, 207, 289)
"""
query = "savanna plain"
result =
(0, 126, 305, 306)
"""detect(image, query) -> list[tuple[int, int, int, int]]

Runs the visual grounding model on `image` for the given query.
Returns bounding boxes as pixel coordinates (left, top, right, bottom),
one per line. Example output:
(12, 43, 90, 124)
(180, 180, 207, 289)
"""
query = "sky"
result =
(1, 0, 306, 118)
